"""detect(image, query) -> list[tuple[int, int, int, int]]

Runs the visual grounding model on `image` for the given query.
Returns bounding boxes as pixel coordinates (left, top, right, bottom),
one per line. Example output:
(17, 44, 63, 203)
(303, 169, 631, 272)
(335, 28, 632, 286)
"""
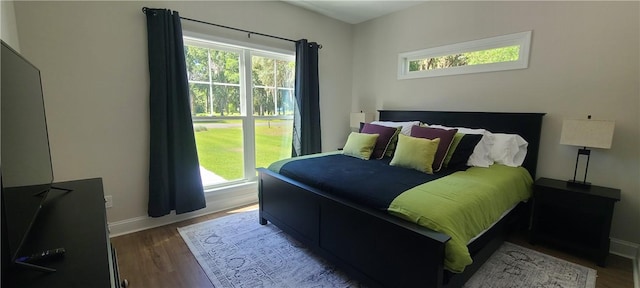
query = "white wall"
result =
(352, 1, 640, 248)
(1, 0, 20, 50)
(13, 1, 353, 224)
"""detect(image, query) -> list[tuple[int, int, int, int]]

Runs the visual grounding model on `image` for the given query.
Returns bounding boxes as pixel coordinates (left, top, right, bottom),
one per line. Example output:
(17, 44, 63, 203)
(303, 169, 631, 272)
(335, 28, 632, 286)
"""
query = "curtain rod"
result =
(142, 7, 322, 49)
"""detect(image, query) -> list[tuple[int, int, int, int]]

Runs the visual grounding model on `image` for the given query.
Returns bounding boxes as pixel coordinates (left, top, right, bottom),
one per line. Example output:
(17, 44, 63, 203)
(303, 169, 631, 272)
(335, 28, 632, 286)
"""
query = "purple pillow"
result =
(360, 123, 400, 159)
(410, 126, 458, 172)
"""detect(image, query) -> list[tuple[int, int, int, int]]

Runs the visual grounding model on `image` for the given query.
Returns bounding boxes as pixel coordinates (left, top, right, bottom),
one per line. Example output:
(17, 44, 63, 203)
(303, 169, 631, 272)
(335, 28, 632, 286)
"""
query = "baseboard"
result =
(107, 182, 258, 237)
(609, 237, 640, 288)
(610, 237, 640, 259)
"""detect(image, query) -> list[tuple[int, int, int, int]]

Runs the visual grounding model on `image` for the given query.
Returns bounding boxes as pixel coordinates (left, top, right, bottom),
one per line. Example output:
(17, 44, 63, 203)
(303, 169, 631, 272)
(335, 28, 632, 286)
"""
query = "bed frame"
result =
(257, 111, 544, 288)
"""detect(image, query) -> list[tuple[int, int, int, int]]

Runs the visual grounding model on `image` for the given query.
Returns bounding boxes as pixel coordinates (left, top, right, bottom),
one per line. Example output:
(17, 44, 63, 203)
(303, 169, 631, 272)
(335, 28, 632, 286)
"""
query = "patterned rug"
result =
(178, 209, 596, 288)
(464, 242, 596, 288)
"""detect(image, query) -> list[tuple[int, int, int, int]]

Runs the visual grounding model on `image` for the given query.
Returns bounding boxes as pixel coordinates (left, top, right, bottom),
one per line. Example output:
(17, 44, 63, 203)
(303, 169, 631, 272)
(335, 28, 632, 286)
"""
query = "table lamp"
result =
(559, 116, 615, 187)
(350, 112, 373, 131)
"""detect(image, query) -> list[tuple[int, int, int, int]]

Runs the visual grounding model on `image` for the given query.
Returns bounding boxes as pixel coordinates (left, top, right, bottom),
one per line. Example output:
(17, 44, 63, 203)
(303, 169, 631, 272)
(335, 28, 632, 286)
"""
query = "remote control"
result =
(16, 248, 66, 263)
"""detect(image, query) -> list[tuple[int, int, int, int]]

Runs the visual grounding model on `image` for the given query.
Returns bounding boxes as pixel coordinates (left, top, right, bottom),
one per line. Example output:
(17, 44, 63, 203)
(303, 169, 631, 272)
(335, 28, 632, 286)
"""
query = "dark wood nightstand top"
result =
(535, 177, 621, 201)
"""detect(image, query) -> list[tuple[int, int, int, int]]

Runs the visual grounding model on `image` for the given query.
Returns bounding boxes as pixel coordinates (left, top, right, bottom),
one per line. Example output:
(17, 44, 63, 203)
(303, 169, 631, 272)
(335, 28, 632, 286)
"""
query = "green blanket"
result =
(387, 164, 533, 273)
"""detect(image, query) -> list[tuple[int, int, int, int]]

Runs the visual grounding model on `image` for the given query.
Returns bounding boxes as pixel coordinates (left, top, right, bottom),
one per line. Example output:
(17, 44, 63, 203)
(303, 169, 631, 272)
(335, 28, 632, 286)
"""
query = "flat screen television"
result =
(1, 40, 54, 270)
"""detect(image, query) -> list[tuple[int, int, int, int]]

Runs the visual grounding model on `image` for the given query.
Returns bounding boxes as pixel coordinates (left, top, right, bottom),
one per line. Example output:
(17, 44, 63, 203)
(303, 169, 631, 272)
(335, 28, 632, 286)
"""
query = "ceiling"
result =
(284, 1, 426, 24)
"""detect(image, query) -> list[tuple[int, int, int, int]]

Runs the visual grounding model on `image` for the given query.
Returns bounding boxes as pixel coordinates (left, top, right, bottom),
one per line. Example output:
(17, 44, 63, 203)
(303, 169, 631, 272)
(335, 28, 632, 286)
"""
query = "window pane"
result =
(211, 85, 240, 116)
(185, 46, 209, 81)
(253, 87, 276, 116)
(465, 45, 520, 65)
(189, 83, 211, 117)
(252, 55, 295, 116)
(254, 118, 293, 170)
(276, 60, 295, 88)
(210, 50, 240, 84)
(409, 45, 521, 72)
(252, 56, 275, 86)
(193, 120, 244, 185)
(277, 88, 294, 116)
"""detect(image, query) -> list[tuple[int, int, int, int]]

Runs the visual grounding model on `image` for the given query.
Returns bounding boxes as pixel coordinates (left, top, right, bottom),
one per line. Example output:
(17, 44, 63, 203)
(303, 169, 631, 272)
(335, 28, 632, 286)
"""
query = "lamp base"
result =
(566, 180, 591, 188)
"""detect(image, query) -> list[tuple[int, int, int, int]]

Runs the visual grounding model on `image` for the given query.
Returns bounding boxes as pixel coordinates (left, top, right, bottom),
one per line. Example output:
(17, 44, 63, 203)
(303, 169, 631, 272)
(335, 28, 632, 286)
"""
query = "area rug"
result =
(178, 209, 596, 288)
(464, 241, 596, 288)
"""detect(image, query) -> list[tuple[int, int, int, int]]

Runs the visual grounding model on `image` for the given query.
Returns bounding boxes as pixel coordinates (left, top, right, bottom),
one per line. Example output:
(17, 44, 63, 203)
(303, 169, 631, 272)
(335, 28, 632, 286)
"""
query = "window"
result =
(398, 31, 532, 79)
(184, 36, 295, 189)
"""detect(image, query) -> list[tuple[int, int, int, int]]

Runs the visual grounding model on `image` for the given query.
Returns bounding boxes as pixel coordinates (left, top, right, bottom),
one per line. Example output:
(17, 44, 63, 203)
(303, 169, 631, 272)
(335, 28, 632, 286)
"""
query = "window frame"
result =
(183, 32, 295, 190)
(397, 31, 532, 79)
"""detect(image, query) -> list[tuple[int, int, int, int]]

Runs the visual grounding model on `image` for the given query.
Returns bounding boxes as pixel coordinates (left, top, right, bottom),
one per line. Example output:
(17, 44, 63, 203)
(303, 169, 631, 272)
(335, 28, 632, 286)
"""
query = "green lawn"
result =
(194, 119, 293, 180)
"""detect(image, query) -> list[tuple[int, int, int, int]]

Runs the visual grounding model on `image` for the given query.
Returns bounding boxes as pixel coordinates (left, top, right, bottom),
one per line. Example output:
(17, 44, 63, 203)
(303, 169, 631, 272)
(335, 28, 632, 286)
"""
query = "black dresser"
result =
(5, 178, 124, 287)
(530, 177, 621, 266)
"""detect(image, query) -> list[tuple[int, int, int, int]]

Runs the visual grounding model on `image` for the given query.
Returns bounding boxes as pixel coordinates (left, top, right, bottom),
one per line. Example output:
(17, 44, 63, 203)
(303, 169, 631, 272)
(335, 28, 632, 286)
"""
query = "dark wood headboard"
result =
(378, 110, 545, 178)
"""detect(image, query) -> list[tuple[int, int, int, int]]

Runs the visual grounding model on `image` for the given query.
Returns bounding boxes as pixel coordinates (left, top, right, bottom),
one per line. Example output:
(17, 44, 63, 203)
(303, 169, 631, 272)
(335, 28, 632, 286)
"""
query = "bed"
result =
(257, 110, 545, 288)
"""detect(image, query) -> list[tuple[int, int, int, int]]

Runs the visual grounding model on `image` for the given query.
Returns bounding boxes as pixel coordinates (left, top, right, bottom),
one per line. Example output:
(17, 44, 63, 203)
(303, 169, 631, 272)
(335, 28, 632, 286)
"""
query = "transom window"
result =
(398, 31, 532, 79)
(184, 36, 295, 189)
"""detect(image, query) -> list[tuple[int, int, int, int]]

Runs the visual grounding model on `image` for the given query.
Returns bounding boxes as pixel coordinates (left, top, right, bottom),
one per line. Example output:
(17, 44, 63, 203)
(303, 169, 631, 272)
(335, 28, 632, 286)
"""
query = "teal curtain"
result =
(144, 8, 205, 217)
(292, 39, 321, 156)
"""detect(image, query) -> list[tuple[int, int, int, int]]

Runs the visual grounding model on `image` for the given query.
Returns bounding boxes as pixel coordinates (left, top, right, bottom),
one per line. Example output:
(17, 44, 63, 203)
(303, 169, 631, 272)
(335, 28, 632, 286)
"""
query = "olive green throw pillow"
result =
(444, 133, 464, 167)
(343, 132, 379, 160)
(390, 134, 440, 174)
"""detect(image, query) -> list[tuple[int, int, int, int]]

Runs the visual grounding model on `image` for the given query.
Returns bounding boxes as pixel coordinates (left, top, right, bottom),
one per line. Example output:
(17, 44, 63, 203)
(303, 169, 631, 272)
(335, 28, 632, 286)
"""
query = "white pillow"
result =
(428, 125, 495, 167)
(490, 133, 528, 167)
(370, 121, 421, 136)
(466, 130, 495, 167)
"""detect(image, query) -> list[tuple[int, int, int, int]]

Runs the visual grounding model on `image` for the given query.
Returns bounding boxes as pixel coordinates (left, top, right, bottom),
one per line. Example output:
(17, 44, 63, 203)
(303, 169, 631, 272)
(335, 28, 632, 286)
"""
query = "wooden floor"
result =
(111, 203, 634, 288)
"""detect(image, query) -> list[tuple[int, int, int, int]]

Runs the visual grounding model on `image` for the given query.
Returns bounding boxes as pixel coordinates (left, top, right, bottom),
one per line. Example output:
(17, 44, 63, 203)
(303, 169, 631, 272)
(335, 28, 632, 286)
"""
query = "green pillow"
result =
(390, 134, 440, 174)
(383, 127, 403, 158)
(343, 132, 379, 160)
(443, 133, 464, 168)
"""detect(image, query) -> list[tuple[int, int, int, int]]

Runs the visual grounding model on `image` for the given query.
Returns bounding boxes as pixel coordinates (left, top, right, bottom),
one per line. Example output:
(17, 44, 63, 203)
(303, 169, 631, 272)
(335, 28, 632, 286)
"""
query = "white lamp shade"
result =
(560, 119, 615, 149)
(350, 112, 373, 129)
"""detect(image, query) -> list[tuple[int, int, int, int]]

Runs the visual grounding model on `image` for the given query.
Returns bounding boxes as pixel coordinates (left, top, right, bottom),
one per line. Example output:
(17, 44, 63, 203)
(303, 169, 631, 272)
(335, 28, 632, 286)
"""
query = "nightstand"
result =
(530, 177, 620, 267)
